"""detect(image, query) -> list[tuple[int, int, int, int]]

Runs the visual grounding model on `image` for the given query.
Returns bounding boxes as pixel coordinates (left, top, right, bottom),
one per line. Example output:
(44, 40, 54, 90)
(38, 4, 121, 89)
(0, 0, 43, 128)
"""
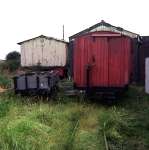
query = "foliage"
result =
(5, 59, 20, 71)
(6, 51, 20, 61)
(0, 74, 11, 88)
(0, 51, 21, 72)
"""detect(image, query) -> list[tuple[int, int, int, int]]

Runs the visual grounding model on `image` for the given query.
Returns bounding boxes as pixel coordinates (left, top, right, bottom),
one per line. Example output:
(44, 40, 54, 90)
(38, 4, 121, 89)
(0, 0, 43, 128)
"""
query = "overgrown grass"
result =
(0, 86, 148, 150)
(0, 74, 11, 88)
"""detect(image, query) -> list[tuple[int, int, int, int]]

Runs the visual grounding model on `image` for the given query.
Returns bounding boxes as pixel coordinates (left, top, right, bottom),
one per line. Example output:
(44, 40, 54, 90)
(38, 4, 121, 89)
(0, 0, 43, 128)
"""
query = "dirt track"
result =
(0, 87, 7, 93)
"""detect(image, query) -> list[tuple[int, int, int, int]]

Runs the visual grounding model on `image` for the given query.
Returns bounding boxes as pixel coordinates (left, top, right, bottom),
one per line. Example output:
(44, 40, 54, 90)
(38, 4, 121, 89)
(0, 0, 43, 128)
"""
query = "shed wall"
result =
(73, 31, 132, 88)
(21, 37, 67, 67)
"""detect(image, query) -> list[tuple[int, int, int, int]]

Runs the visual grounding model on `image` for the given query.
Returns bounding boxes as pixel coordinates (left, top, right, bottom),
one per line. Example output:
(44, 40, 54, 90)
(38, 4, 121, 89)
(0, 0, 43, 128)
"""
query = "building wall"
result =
(21, 37, 67, 67)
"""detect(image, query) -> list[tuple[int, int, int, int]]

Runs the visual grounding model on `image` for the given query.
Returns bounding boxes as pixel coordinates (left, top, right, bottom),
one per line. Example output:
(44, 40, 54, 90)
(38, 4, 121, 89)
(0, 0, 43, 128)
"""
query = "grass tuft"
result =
(0, 74, 11, 88)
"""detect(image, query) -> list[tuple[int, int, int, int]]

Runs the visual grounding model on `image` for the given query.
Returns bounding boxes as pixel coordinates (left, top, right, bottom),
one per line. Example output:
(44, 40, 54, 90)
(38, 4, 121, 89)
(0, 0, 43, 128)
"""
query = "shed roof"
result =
(69, 20, 139, 40)
(18, 35, 68, 45)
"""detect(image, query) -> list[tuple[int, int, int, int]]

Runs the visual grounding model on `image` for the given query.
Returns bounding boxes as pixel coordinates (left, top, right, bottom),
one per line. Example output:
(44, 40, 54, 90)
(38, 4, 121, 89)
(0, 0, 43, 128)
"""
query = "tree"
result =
(6, 51, 20, 61)
(5, 51, 21, 71)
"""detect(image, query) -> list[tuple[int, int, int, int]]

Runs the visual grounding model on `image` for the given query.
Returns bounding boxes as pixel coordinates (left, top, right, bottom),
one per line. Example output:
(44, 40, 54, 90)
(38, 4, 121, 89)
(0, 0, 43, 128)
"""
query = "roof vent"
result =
(101, 20, 105, 23)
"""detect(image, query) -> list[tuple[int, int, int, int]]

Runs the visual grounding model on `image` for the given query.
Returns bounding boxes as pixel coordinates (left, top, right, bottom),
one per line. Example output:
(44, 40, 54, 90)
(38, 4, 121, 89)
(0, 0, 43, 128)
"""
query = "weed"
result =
(0, 74, 11, 88)
(0, 100, 11, 118)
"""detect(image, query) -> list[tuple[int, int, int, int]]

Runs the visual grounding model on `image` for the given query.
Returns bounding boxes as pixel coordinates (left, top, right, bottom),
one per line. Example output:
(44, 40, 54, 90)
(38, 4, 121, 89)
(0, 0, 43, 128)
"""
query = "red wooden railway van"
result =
(73, 31, 132, 90)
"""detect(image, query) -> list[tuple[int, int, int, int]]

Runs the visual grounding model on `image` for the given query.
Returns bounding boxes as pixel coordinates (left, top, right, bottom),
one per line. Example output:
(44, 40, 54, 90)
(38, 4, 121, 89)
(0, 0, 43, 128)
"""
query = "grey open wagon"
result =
(13, 71, 59, 95)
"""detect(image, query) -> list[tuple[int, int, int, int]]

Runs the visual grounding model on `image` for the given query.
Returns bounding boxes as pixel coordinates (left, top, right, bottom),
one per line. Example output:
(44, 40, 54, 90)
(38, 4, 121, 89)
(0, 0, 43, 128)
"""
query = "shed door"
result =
(85, 36, 130, 87)
(108, 38, 123, 86)
(89, 37, 109, 86)
(73, 35, 131, 88)
(108, 37, 130, 87)
(73, 36, 109, 87)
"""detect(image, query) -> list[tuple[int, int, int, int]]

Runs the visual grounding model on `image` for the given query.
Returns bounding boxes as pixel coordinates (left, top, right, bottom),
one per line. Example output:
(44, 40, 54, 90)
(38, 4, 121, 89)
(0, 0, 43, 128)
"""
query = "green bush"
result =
(0, 75, 11, 88)
(0, 60, 20, 72)
(6, 51, 20, 61)
(6, 60, 20, 71)
(0, 51, 21, 72)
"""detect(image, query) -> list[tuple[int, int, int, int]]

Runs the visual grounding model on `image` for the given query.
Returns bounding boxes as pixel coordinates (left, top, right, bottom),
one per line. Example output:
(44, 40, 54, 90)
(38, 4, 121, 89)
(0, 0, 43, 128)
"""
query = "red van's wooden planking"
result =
(73, 31, 132, 89)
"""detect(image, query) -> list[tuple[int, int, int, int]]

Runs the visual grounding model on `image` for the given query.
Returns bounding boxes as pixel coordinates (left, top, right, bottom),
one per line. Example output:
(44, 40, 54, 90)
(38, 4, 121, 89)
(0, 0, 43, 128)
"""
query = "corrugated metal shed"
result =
(18, 35, 68, 67)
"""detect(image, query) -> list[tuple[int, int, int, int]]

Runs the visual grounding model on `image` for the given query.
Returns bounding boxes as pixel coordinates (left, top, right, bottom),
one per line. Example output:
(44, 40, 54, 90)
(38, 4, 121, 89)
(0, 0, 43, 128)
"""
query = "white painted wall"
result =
(20, 37, 67, 67)
(145, 58, 149, 93)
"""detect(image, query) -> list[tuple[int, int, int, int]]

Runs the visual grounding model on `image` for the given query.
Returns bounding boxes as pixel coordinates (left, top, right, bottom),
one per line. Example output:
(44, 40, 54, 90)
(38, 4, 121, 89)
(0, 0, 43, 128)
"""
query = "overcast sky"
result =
(0, 0, 148, 59)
